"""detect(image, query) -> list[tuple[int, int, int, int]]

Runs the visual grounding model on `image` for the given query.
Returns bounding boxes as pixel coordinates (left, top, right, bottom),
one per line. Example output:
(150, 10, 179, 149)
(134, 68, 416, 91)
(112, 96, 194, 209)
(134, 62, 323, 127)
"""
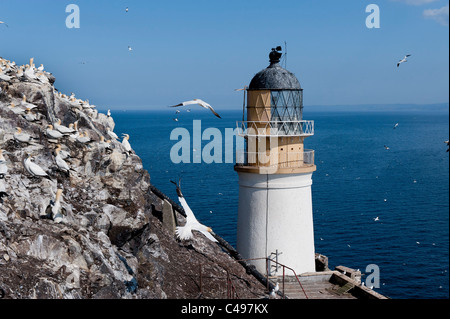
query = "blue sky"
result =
(0, 0, 448, 110)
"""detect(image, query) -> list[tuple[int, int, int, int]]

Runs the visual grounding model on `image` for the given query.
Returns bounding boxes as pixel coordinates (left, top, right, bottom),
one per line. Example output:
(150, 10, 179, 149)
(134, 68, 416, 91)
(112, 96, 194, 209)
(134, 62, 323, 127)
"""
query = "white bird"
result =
(55, 144, 71, 160)
(397, 55, 411, 68)
(170, 99, 221, 119)
(107, 109, 111, 117)
(54, 119, 75, 134)
(8, 103, 25, 115)
(23, 108, 40, 122)
(0, 179, 8, 204)
(76, 131, 91, 144)
(170, 179, 218, 243)
(14, 127, 36, 144)
(24, 155, 51, 180)
(374, 217, 380, 221)
(106, 127, 119, 140)
(393, 123, 399, 129)
(125, 7, 129, 12)
(0, 150, 8, 178)
(384, 145, 390, 150)
(37, 64, 44, 72)
(42, 189, 65, 223)
(0, 21, 8, 27)
(46, 125, 65, 140)
(0, 72, 11, 81)
(20, 96, 38, 110)
(128, 46, 133, 51)
(122, 134, 132, 154)
(55, 148, 71, 173)
(52, 189, 64, 223)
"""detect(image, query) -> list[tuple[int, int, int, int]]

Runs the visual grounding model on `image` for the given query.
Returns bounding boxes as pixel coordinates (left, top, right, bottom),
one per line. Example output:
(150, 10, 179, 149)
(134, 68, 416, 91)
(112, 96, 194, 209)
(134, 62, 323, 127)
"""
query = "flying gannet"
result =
(393, 123, 399, 129)
(24, 155, 51, 180)
(397, 55, 411, 68)
(170, 99, 221, 119)
(170, 179, 218, 243)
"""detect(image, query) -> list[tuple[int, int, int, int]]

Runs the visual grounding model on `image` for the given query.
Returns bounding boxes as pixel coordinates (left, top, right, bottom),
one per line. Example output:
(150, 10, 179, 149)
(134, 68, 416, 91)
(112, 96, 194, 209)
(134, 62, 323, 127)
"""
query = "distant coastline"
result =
(99, 103, 450, 113)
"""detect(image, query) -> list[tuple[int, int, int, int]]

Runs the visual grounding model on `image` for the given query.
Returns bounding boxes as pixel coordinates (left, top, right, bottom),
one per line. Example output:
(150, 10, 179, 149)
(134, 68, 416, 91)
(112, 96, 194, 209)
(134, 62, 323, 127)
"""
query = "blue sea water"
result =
(112, 108, 449, 299)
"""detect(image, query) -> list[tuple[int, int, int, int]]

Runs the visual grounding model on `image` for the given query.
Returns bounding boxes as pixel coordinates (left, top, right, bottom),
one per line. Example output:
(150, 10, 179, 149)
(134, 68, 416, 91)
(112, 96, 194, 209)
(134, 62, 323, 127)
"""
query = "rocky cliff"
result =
(0, 57, 267, 299)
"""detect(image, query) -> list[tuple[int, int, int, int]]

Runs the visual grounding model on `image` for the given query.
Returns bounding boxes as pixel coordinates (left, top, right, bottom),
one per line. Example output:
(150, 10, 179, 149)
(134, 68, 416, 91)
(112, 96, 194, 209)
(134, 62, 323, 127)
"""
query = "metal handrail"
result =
(236, 120, 314, 137)
(237, 257, 308, 299)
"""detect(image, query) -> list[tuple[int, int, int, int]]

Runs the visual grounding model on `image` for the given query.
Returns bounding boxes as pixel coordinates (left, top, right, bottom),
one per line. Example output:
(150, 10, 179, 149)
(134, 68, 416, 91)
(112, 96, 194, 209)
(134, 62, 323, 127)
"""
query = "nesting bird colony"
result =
(0, 57, 136, 223)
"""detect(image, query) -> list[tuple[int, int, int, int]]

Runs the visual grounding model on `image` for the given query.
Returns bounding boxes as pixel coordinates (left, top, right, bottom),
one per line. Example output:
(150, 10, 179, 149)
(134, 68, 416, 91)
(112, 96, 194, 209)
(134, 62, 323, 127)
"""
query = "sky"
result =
(0, 0, 449, 111)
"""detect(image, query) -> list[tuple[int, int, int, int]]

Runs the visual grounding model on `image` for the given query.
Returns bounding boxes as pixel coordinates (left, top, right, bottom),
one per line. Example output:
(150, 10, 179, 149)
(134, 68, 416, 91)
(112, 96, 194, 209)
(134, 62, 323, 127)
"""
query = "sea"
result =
(112, 108, 449, 299)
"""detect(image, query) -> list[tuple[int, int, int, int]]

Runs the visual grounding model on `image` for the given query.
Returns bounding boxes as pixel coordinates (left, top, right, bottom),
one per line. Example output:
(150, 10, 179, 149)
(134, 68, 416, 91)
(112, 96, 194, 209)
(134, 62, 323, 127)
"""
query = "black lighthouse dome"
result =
(249, 47, 301, 90)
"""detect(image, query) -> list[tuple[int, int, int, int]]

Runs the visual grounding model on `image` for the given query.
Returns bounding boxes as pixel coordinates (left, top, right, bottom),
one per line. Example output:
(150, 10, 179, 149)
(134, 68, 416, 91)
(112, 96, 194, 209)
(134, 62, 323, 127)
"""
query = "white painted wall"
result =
(236, 172, 316, 275)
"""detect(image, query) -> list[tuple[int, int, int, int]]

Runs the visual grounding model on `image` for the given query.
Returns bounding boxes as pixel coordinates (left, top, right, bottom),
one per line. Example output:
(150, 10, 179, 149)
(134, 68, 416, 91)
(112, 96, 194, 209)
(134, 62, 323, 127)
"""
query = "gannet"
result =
(20, 96, 38, 110)
(393, 123, 399, 129)
(397, 55, 411, 68)
(54, 119, 75, 134)
(106, 127, 119, 140)
(384, 145, 390, 150)
(24, 155, 51, 180)
(170, 179, 218, 243)
(55, 144, 71, 160)
(0, 73, 11, 81)
(23, 108, 40, 122)
(0, 21, 8, 27)
(76, 131, 91, 144)
(107, 109, 111, 117)
(14, 127, 36, 144)
(121, 134, 132, 154)
(0, 182, 8, 204)
(8, 103, 25, 115)
(55, 148, 71, 174)
(46, 125, 65, 139)
(37, 64, 44, 72)
(42, 189, 65, 223)
(0, 150, 8, 178)
(374, 217, 380, 221)
(170, 99, 221, 119)
(128, 46, 133, 51)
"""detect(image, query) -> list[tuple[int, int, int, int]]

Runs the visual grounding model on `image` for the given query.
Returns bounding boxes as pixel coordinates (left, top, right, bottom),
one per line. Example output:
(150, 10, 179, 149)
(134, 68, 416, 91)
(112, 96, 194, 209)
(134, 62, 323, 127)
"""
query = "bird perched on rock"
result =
(121, 134, 132, 155)
(0, 179, 8, 204)
(46, 124, 65, 140)
(41, 189, 65, 223)
(55, 148, 72, 174)
(23, 155, 51, 180)
(14, 127, 37, 144)
(170, 179, 218, 243)
(106, 127, 118, 140)
(54, 119, 75, 134)
(0, 150, 8, 179)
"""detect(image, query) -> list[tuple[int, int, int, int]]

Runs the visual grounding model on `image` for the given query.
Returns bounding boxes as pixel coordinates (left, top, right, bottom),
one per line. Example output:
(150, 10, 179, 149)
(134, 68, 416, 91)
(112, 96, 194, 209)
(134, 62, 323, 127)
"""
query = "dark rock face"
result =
(0, 57, 266, 299)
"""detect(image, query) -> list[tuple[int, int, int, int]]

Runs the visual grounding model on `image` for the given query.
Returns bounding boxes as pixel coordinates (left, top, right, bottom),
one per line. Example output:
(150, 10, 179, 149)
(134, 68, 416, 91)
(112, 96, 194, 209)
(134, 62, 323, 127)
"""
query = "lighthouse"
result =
(235, 47, 316, 276)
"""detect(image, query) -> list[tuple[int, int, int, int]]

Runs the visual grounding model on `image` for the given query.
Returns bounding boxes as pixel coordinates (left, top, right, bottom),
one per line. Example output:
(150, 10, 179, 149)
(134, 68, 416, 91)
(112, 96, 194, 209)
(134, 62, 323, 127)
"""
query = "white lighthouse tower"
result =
(235, 47, 316, 276)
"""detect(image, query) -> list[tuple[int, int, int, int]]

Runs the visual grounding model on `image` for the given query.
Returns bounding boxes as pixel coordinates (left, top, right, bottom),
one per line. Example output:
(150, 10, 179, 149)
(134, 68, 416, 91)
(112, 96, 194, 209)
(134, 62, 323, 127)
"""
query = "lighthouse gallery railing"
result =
(236, 150, 315, 168)
(236, 120, 314, 137)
